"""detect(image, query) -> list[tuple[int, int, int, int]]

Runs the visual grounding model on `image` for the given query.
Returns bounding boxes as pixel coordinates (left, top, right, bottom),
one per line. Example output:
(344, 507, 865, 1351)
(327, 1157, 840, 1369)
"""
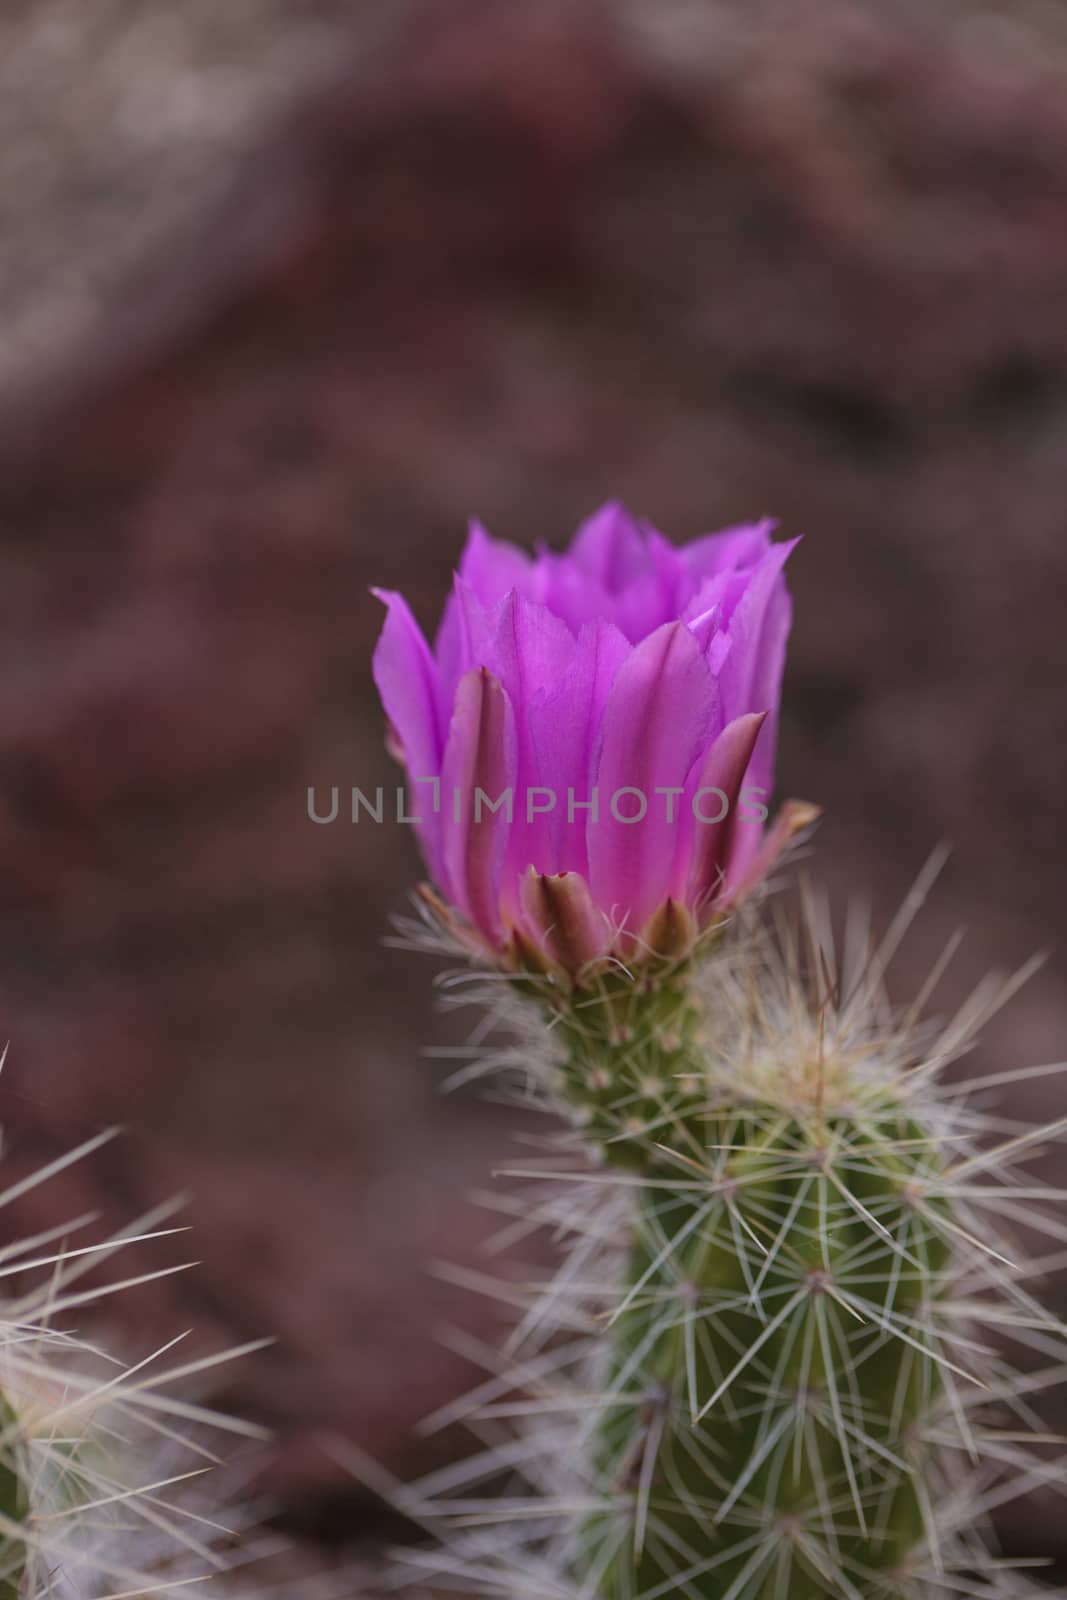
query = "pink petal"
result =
(535, 552, 611, 636)
(717, 539, 797, 717)
(434, 520, 540, 705)
(677, 711, 767, 918)
(680, 518, 776, 584)
(371, 588, 444, 876)
(569, 502, 650, 595)
(588, 620, 716, 938)
(459, 518, 536, 604)
(482, 591, 578, 906)
(529, 618, 631, 878)
(486, 588, 577, 700)
(613, 527, 686, 641)
(439, 667, 517, 945)
(433, 573, 494, 709)
(718, 538, 798, 818)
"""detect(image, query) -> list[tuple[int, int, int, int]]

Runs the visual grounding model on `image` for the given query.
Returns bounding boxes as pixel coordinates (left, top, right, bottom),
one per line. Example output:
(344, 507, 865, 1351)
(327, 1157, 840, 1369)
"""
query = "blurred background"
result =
(1, 0, 1066, 1582)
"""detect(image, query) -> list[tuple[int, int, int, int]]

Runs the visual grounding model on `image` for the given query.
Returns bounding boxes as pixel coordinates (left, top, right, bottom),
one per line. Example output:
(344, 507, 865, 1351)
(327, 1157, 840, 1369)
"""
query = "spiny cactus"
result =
(0, 1111, 269, 1598)
(381, 878, 1067, 1600)
(368, 507, 1065, 1596)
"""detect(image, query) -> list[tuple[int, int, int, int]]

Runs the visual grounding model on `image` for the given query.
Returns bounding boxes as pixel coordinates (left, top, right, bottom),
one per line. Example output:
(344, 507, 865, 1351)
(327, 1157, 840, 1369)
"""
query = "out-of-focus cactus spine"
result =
(0, 1114, 269, 1599)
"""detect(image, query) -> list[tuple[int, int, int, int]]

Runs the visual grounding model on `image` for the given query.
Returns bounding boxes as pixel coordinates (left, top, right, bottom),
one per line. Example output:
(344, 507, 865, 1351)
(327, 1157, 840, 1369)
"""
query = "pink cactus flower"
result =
(373, 504, 810, 976)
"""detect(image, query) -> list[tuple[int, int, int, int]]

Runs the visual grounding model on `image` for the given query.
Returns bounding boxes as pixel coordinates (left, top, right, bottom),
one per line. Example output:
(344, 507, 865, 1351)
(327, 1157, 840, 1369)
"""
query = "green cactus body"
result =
(555, 970, 955, 1600)
(390, 900, 1066, 1600)
(0, 1391, 26, 1600)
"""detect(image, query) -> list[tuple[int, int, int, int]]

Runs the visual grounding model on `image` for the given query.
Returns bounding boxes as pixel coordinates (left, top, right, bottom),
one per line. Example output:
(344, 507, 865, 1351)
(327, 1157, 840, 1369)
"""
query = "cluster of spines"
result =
(576, 1101, 955, 1599)
(379, 885, 1067, 1600)
(0, 1113, 274, 1599)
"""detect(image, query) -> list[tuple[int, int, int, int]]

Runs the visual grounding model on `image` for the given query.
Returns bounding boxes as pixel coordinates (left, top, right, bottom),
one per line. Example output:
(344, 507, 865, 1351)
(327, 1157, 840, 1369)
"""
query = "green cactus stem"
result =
(0, 1390, 26, 1600)
(387, 891, 1067, 1600)
(543, 942, 989, 1597)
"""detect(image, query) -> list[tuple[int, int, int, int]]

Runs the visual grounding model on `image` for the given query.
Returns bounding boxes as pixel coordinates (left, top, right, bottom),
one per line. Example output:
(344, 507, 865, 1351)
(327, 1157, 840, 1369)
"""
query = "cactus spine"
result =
(0, 1117, 267, 1598)
(546, 931, 953, 1598)
(388, 889, 1067, 1600)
